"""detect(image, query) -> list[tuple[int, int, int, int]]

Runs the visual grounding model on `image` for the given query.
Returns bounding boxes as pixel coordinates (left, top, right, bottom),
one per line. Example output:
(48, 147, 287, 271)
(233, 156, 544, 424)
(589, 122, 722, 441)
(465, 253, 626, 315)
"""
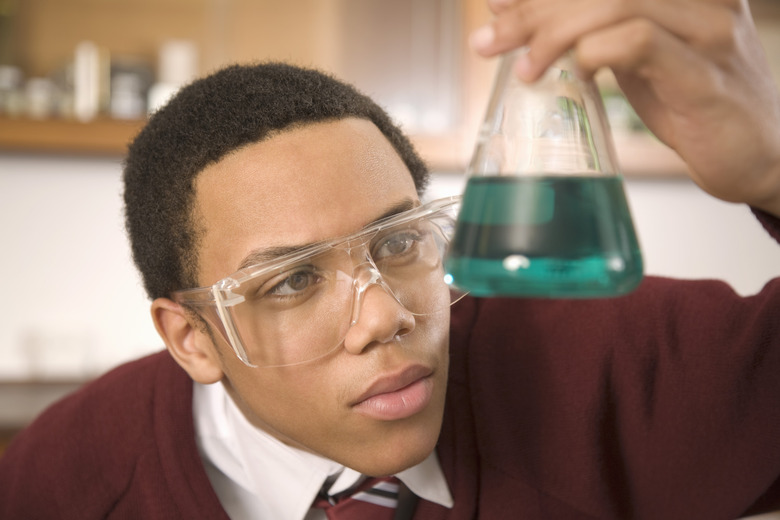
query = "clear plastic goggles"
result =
(172, 196, 463, 368)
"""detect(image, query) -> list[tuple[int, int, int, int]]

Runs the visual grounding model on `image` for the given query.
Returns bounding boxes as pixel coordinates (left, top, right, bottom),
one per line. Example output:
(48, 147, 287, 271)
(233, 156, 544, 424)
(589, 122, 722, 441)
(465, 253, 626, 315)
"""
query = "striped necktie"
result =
(313, 476, 400, 520)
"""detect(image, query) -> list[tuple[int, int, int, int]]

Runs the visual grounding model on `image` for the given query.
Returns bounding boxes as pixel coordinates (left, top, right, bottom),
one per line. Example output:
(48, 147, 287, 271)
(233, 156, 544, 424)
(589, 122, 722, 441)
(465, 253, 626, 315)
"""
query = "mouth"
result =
(351, 365, 435, 421)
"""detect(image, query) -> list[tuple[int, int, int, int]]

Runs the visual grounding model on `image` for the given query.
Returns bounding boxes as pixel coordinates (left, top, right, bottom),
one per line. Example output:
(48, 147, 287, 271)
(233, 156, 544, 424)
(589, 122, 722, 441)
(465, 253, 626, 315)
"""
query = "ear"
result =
(151, 298, 224, 384)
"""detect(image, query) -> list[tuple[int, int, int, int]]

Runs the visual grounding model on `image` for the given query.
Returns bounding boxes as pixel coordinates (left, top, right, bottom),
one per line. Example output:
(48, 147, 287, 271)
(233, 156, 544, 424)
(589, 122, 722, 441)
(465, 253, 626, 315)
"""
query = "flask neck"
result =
(468, 49, 619, 178)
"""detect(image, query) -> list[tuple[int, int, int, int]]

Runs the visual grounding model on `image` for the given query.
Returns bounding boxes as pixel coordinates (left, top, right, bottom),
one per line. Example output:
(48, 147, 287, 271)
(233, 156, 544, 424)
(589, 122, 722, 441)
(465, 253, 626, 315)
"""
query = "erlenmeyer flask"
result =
(445, 49, 643, 298)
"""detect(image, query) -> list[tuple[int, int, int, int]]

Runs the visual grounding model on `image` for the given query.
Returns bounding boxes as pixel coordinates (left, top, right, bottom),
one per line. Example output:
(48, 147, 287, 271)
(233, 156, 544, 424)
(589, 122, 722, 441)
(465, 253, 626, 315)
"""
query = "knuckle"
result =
(623, 19, 659, 56)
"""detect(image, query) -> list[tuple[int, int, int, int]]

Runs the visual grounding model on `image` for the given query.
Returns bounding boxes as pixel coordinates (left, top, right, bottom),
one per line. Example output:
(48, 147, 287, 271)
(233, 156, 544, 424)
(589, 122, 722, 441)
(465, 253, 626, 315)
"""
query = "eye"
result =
(266, 268, 322, 298)
(373, 229, 423, 260)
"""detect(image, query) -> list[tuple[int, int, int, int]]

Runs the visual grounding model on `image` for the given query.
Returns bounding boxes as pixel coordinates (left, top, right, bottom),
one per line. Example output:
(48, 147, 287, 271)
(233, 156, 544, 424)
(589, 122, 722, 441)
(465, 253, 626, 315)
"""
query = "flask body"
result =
(445, 51, 643, 298)
(446, 174, 643, 297)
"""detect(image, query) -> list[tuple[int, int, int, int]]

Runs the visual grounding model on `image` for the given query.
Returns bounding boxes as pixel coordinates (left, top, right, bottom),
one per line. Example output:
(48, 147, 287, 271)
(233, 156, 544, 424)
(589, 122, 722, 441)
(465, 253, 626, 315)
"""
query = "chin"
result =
(347, 414, 444, 477)
(355, 444, 437, 477)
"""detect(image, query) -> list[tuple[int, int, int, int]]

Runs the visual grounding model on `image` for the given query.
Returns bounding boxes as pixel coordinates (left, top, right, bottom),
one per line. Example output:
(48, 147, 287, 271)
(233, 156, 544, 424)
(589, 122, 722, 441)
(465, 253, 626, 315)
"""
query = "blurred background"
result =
(1, 0, 780, 441)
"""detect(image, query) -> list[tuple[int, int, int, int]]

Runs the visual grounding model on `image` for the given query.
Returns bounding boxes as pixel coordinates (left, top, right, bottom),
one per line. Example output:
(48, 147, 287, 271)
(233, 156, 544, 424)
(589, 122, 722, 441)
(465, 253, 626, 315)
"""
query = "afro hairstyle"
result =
(123, 61, 430, 300)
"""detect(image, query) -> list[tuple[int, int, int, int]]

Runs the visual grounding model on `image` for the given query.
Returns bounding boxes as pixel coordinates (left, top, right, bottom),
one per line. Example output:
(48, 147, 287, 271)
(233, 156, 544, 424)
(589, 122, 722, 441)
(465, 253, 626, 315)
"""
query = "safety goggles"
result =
(172, 196, 463, 367)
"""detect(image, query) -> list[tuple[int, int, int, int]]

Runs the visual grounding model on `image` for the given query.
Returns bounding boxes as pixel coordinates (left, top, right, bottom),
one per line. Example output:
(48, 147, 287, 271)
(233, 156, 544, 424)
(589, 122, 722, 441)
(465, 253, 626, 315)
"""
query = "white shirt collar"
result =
(193, 381, 453, 520)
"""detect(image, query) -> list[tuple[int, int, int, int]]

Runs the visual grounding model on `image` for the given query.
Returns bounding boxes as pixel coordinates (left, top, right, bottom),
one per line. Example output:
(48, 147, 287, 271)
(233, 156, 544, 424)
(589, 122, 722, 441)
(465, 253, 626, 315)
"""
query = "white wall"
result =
(0, 155, 160, 379)
(1, 155, 779, 380)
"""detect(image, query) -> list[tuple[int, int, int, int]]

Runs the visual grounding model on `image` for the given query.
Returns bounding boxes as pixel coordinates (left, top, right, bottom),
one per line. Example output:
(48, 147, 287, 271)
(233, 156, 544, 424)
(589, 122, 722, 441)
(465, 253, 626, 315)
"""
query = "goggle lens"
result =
(174, 197, 462, 367)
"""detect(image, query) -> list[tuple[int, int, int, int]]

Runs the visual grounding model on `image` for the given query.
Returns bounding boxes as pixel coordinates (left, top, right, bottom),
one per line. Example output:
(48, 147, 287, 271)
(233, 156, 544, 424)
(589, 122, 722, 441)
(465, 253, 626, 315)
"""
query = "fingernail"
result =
(470, 25, 495, 51)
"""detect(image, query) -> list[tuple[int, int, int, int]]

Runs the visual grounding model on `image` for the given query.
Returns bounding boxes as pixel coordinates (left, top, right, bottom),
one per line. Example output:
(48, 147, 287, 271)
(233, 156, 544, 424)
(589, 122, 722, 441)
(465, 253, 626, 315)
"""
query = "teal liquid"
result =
(445, 175, 643, 298)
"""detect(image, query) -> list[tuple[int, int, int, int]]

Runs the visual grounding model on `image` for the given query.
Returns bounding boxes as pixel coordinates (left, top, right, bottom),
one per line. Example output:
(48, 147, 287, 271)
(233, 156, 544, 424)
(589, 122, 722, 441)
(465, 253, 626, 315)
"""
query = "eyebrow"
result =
(235, 197, 419, 271)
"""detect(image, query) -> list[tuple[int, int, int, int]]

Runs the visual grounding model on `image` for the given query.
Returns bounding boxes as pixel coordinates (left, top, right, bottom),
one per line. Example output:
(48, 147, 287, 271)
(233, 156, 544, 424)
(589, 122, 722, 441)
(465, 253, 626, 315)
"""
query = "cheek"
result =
(226, 366, 343, 447)
(413, 300, 451, 358)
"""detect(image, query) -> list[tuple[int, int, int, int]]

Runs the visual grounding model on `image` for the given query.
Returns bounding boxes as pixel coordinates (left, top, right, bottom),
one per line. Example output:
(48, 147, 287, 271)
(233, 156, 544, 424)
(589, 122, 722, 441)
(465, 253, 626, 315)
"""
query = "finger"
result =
(575, 17, 711, 87)
(486, 0, 520, 15)
(469, 0, 559, 57)
(529, 0, 738, 79)
(480, 0, 741, 81)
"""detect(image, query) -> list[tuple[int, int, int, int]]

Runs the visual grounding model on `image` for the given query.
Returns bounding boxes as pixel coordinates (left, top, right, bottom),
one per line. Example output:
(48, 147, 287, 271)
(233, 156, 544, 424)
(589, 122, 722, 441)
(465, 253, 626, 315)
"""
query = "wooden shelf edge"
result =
(414, 131, 690, 178)
(0, 117, 689, 179)
(0, 116, 147, 156)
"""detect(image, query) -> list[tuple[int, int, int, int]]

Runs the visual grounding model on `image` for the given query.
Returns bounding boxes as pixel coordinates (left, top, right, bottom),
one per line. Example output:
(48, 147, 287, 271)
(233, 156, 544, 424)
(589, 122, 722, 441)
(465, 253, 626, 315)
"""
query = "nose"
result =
(342, 262, 416, 355)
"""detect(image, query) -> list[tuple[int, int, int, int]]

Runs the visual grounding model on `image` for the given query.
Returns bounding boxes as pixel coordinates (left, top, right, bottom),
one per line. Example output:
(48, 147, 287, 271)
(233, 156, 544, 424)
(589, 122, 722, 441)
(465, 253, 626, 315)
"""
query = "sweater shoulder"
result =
(0, 351, 190, 517)
(36, 350, 173, 441)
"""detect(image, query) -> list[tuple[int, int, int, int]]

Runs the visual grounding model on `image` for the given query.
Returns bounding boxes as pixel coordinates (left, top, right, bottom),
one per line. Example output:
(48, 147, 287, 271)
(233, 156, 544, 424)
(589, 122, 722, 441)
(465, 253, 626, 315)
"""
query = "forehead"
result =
(193, 118, 419, 285)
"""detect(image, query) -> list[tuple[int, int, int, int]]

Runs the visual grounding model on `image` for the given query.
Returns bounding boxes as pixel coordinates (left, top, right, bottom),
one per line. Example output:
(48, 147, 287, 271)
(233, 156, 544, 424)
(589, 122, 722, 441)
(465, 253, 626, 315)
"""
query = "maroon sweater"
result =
(2, 213, 780, 519)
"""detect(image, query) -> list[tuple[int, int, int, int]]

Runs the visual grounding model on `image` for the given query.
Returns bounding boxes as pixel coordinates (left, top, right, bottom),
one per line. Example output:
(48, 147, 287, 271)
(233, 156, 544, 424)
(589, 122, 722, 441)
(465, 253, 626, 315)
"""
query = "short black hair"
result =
(123, 62, 429, 300)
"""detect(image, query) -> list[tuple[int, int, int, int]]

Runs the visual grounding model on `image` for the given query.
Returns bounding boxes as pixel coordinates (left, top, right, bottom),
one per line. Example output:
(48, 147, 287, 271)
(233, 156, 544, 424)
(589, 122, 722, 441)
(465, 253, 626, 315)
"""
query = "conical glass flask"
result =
(445, 49, 643, 298)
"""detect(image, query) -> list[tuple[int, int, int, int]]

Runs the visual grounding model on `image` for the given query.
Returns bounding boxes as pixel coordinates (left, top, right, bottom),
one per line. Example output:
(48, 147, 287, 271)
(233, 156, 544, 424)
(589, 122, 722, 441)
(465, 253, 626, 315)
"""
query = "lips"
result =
(351, 365, 435, 421)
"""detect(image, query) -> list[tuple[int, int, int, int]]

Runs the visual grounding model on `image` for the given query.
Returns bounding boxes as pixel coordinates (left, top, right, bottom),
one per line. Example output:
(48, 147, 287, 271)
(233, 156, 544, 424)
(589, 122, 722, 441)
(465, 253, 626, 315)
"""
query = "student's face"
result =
(192, 118, 450, 475)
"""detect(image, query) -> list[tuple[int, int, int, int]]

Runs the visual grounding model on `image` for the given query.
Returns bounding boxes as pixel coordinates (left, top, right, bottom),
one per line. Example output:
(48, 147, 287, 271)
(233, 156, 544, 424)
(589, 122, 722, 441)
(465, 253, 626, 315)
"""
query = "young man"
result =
(2, 0, 780, 518)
